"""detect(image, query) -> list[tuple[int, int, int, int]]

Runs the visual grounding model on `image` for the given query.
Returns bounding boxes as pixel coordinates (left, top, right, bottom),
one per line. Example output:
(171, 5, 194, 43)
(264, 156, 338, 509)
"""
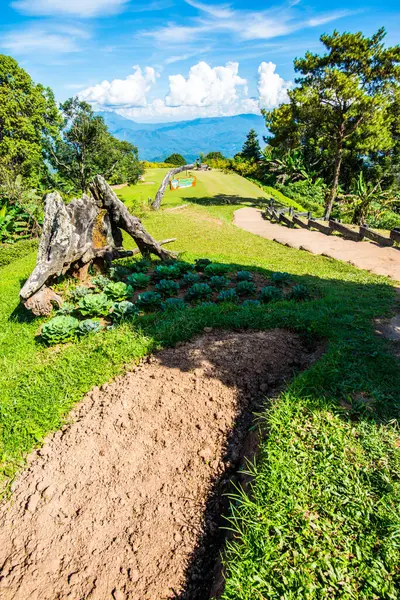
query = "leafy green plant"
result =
(127, 272, 150, 290)
(154, 264, 181, 280)
(129, 258, 151, 273)
(104, 281, 133, 301)
(182, 272, 201, 286)
(236, 270, 253, 281)
(204, 263, 230, 277)
(290, 284, 310, 300)
(70, 286, 91, 301)
(217, 289, 238, 302)
(242, 299, 262, 307)
(185, 283, 212, 302)
(175, 261, 194, 274)
(91, 275, 111, 290)
(200, 301, 216, 308)
(155, 279, 180, 297)
(78, 293, 112, 317)
(236, 281, 257, 296)
(56, 301, 75, 315)
(260, 286, 284, 302)
(41, 315, 79, 345)
(76, 319, 103, 336)
(136, 291, 162, 310)
(209, 275, 228, 290)
(112, 301, 138, 321)
(162, 298, 187, 311)
(271, 271, 291, 285)
(109, 265, 131, 281)
(194, 258, 212, 272)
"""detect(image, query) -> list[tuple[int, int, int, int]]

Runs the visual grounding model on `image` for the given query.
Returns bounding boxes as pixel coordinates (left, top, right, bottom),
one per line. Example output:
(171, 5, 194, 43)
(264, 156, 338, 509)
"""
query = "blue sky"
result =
(1, 0, 400, 122)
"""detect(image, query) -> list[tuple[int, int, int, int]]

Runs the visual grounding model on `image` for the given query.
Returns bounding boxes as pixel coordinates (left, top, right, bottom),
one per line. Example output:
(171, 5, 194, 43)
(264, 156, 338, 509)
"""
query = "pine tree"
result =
(241, 129, 262, 162)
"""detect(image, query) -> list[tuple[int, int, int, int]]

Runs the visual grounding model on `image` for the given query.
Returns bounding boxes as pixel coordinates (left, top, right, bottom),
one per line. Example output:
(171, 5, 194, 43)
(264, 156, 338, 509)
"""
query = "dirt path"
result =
(0, 330, 313, 600)
(234, 208, 400, 281)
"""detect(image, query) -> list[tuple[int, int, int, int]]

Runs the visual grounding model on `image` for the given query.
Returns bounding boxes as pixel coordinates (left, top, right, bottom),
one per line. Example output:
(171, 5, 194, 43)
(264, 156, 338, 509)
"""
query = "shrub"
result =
(104, 281, 133, 301)
(56, 302, 75, 315)
(200, 301, 216, 308)
(41, 315, 79, 345)
(174, 261, 194, 274)
(209, 275, 229, 290)
(70, 286, 91, 301)
(109, 265, 131, 281)
(156, 279, 180, 297)
(92, 275, 111, 291)
(162, 298, 187, 311)
(78, 293, 112, 317)
(112, 301, 138, 321)
(182, 272, 201, 286)
(129, 258, 151, 273)
(204, 263, 230, 277)
(290, 284, 310, 300)
(76, 319, 103, 336)
(242, 299, 261, 307)
(186, 283, 212, 302)
(260, 286, 283, 303)
(236, 281, 257, 296)
(194, 258, 212, 272)
(154, 264, 180, 280)
(127, 272, 150, 289)
(136, 291, 163, 310)
(218, 289, 238, 302)
(271, 271, 291, 285)
(236, 270, 253, 281)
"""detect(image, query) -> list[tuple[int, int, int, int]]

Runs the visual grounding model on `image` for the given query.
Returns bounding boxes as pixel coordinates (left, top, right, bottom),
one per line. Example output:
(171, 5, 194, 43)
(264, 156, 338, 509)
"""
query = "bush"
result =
(136, 291, 163, 310)
(109, 265, 131, 281)
(260, 286, 283, 303)
(217, 289, 238, 303)
(41, 315, 79, 345)
(92, 275, 111, 291)
(236, 270, 253, 281)
(78, 293, 112, 317)
(104, 281, 133, 301)
(76, 319, 103, 336)
(204, 263, 230, 277)
(154, 264, 181, 280)
(186, 283, 212, 302)
(182, 272, 201, 286)
(290, 284, 310, 300)
(56, 301, 75, 315)
(70, 286, 92, 301)
(271, 271, 291, 285)
(0, 238, 38, 268)
(236, 281, 257, 296)
(174, 261, 194, 274)
(209, 275, 229, 290)
(127, 272, 150, 289)
(194, 258, 212, 272)
(242, 299, 261, 307)
(155, 279, 180, 297)
(276, 181, 325, 215)
(129, 258, 151, 273)
(112, 301, 138, 321)
(162, 298, 187, 311)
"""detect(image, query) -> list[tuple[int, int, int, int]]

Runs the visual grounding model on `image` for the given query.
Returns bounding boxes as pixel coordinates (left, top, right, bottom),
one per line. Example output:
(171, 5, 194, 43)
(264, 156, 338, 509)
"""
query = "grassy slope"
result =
(1, 170, 399, 597)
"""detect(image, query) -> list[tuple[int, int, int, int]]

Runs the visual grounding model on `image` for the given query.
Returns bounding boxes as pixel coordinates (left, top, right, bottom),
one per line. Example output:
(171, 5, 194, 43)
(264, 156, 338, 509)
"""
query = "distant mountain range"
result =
(97, 112, 266, 163)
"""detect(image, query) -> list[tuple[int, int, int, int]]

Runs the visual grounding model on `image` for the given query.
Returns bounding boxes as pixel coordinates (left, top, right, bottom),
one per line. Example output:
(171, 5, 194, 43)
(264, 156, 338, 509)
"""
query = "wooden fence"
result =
(263, 201, 400, 247)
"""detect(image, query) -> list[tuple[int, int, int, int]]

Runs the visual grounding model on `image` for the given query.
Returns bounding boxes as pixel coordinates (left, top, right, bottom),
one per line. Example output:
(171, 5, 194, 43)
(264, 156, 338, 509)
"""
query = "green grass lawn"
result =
(1, 169, 400, 598)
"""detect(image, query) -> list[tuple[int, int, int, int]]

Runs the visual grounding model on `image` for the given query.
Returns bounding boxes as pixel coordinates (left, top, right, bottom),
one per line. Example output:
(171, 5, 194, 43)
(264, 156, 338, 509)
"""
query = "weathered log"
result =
(329, 220, 362, 241)
(390, 228, 400, 244)
(20, 176, 177, 314)
(292, 215, 310, 229)
(359, 226, 394, 247)
(308, 218, 333, 235)
(278, 213, 294, 228)
(151, 165, 195, 210)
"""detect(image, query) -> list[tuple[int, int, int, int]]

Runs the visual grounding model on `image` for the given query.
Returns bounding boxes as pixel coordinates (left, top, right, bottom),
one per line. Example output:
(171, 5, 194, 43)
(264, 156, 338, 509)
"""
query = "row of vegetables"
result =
(40, 258, 310, 345)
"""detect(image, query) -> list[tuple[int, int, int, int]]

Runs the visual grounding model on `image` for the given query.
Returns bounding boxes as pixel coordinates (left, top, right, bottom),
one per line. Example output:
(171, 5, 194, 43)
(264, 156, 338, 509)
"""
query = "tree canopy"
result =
(241, 129, 262, 162)
(165, 153, 187, 166)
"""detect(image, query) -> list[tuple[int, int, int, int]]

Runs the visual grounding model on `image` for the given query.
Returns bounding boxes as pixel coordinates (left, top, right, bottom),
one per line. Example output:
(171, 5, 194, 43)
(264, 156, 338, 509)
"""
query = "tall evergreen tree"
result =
(241, 129, 262, 162)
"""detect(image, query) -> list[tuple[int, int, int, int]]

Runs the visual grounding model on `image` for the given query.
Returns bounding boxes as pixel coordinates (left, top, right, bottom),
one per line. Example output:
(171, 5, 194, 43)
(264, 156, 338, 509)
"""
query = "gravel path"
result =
(234, 208, 400, 281)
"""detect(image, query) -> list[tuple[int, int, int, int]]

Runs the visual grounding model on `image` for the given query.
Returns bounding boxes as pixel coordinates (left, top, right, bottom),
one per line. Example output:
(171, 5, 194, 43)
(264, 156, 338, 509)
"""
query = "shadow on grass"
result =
(182, 194, 267, 207)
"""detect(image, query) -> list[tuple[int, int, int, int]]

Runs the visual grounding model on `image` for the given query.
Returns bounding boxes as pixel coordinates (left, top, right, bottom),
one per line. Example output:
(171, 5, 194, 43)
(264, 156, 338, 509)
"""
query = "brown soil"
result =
(0, 330, 314, 600)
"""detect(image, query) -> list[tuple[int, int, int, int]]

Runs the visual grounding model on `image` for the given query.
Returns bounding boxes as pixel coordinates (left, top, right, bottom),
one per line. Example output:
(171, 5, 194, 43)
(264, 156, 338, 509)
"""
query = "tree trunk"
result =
(324, 134, 344, 220)
(152, 165, 195, 210)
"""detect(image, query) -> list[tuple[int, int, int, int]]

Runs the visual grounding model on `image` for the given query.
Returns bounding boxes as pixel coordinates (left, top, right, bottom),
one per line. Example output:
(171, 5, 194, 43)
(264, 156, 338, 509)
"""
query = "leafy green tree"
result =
(241, 129, 262, 162)
(165, 153, 187, 166)
(204, 151, 225, 161)
(48, 98, 143, 193)
(0, 55, 61, 186)
(265, 29, 400, 219)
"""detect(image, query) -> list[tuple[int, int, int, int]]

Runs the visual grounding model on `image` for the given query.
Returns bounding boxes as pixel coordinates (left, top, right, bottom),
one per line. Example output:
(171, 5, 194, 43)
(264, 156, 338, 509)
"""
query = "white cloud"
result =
(307, 10, 357, 27)
(2, 25, 88, 54)
(12, 0, 129, 17)
(166, 61, 247, 107)
(79, 66, 158, 107)
(258, 61, 291, 109)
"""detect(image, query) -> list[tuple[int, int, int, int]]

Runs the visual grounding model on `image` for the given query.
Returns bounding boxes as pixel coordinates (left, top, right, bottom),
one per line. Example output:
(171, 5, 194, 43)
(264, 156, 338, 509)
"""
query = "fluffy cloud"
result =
(12, 0, 128, 17)
(258, 61, 291, 109)
(79, 66, 157, 108)
(166, 61, 247, 107)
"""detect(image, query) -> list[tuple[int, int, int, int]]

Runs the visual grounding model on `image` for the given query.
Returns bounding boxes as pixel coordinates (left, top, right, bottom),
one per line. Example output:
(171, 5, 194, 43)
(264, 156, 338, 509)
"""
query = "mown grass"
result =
(0, 170, 399, 597)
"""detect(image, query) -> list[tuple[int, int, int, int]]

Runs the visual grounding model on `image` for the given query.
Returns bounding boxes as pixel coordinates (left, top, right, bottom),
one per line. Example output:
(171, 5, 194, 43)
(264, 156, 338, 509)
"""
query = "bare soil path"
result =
(234, 207, 400, 281)
(0, 330, 313, 600)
